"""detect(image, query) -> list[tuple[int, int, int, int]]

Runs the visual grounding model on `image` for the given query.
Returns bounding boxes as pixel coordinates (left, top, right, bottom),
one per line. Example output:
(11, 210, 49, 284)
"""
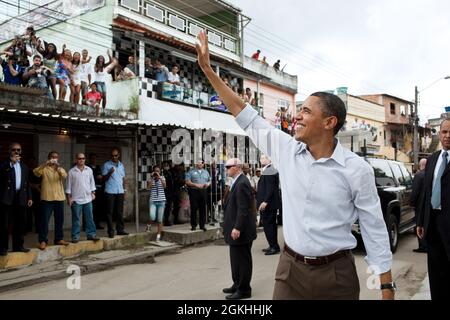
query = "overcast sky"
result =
(228, 0, 450, 122)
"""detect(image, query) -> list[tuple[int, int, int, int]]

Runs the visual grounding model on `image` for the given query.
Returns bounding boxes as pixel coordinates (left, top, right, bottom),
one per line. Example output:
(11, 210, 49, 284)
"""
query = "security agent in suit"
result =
(417, 119, 450, 300)
(256, 154, 281, 255)
(0, 143, 33, 256)
(410, 158, 427, 253)
(222, 158, 257, 300)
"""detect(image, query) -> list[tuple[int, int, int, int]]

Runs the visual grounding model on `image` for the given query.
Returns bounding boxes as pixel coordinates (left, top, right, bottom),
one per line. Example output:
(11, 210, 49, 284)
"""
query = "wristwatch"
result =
(380, 282, 397, 291)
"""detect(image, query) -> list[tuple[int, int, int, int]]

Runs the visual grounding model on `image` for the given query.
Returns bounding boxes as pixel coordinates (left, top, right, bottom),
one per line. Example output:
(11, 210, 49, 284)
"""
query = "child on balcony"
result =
(83, 83, 102, 117)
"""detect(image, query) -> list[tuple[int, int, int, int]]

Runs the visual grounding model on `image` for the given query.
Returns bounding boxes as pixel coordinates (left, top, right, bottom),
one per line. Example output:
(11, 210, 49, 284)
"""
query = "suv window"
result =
(368, 159, 396, 187)
(399, 164, 413, 187)
(390, 163, 405, 186)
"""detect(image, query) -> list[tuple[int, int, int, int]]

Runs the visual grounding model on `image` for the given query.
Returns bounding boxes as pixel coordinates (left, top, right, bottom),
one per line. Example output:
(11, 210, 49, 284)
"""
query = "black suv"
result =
(352, 158, 416, 253)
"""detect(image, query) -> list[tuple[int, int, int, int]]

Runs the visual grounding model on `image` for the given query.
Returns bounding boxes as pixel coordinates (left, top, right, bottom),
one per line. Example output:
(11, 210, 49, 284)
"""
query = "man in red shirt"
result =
(83, 83, 102, 116)
(251, 50, 261, 60)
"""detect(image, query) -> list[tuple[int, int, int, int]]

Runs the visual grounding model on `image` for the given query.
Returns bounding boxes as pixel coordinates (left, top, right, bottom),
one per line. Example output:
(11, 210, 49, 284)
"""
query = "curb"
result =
(0, 244, 181, 293)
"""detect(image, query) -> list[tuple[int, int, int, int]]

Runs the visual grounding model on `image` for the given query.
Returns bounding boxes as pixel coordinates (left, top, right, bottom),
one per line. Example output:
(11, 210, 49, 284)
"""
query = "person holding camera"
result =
(33, 151, 69, 250)
(147, 165, 167, 242)
(0, 143, 33, 256)
(0, 54, 22, 86)
(22, 55, 53, 98)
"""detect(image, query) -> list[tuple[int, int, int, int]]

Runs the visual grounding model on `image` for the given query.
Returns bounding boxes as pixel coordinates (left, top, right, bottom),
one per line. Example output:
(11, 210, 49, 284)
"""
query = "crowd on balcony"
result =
(275, 107, 296, 135)
(252, 49, 282, 71)
(0, 27, 121, 116)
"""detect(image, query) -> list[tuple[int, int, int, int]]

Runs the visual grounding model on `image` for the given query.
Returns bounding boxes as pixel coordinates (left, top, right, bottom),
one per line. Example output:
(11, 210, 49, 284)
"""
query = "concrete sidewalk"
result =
(410, 275, 431, 300)
(0, 222, 222, 270)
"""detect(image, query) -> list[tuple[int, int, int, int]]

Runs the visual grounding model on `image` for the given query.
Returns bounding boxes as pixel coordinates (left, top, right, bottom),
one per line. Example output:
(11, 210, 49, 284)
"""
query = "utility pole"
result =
(413, 86, 419, 171)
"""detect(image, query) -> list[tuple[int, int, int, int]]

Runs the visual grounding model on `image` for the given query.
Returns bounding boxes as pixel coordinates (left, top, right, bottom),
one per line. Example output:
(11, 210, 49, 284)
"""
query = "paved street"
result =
(0, 228, 428, 300)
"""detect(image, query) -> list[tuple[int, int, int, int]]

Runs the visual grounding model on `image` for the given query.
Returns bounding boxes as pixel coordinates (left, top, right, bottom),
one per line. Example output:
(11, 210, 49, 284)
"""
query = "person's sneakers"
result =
(413, 247, 427, 253)
(156, 234, 161, 242)
(117, 231, 129, 236)
(55, 240, 70, 246)
(72, 239, 79, 244)
(146, 224, 152, 232)
(13, 247, 30, 253)
(87, 236, 101, 242)
(39, 242, 47, 250)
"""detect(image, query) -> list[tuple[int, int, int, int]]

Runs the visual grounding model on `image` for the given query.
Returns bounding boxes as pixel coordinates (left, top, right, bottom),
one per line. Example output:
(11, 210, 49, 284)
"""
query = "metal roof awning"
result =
(130, 97, 246, 136)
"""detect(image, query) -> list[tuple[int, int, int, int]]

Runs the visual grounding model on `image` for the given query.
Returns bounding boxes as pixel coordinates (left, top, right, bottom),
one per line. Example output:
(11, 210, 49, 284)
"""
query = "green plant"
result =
(129, 95, 140, 114)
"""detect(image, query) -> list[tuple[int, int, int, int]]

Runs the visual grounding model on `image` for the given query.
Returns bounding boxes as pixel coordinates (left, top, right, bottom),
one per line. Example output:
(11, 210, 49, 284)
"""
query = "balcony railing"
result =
(116, 0, 239, 58)
(156, 82, 229, 113)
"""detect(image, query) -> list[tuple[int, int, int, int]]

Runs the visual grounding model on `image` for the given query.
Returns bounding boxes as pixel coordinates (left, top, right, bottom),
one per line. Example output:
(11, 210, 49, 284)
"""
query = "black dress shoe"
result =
(0, 249, 8, 256)
(226, 291, 251, 300)
(222, 287, 237, 294)
(262, 247, 271, 253)
(117, 231, 129, 236)
(265, 248, 280, 256)
(108, 232, 115, 238)
(191, 226, 197, 231)
(201, 227, 207, 232)
(413, 247, 427, 253)
(87, 236, 101, 242)
(13, 247, 30, 253)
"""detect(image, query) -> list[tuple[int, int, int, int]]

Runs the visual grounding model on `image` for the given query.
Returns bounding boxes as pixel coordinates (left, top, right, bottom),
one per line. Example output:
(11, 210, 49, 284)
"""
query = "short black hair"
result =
(311, 92, 347, 136)
(47, 151, 58, 159)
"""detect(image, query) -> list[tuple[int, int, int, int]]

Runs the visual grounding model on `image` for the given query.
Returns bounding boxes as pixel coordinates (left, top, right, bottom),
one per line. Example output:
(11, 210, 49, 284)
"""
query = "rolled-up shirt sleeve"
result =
(90, 171, 96, 193)
(352, 163, 392, 274)
(235, 104, 294, 168)
(65, 170, 72, 195)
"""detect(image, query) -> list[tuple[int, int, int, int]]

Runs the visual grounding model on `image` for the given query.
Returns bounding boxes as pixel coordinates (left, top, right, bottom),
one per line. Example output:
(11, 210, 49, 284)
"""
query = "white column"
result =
(139, 40, 145, 78)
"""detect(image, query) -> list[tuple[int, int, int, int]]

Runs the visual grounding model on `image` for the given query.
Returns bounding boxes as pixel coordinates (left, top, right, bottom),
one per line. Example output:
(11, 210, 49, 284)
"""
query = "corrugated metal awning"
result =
(130, 97, 246, 136)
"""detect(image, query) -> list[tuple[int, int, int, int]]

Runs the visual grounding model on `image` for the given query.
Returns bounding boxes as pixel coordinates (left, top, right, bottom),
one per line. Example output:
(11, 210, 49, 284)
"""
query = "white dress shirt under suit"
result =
(235, 104, 392, 274)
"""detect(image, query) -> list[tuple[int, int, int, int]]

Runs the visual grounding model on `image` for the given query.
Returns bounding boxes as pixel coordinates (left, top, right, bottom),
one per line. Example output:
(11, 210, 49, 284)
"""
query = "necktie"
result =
(431, 151, 448, 209)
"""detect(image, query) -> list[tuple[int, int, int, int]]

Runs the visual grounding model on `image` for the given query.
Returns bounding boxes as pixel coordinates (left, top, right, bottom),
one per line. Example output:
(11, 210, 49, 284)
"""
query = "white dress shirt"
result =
(11, 161, 21, 191)
(432, 149, 450, 210)
(236, 104, 392, 274)
(66, 166, 96, 205)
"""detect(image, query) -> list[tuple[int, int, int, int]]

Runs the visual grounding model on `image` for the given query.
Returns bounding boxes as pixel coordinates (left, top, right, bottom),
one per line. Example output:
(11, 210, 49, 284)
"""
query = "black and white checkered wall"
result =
(137, 127, 255, 190)
(139, 77, 158, 98)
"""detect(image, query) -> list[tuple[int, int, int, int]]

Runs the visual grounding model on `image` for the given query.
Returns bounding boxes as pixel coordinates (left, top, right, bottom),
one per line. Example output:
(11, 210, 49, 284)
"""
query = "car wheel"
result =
(388, 214, 399, 253)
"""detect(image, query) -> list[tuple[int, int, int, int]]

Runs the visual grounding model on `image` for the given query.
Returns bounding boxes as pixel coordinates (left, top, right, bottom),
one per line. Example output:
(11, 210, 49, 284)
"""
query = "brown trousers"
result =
(273, 249, 360, 300)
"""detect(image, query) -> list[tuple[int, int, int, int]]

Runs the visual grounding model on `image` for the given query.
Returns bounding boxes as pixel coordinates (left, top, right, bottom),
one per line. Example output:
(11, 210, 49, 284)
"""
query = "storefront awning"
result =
(131, 97, 247, 136)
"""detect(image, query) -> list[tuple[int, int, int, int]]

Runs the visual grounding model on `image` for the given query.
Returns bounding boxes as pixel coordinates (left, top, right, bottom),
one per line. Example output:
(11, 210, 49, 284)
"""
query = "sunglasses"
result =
(111, 154, 119, 158)
(225, 165, 236, 169)
(11, 148, 21, 152)
(77, 158, 85, 160)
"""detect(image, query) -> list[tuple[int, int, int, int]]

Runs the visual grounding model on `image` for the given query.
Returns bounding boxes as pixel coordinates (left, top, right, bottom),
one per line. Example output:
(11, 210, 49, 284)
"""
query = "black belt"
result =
(284, 245, 349, 266)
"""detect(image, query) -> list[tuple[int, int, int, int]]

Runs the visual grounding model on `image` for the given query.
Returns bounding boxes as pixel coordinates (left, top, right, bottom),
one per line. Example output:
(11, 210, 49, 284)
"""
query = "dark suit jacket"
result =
(256, 165, 280, 211)
(0, 159, 32, 206)
(410, 170, 425, 209)
(418, 151, 450, 256)
(223, 174, 257, 246)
